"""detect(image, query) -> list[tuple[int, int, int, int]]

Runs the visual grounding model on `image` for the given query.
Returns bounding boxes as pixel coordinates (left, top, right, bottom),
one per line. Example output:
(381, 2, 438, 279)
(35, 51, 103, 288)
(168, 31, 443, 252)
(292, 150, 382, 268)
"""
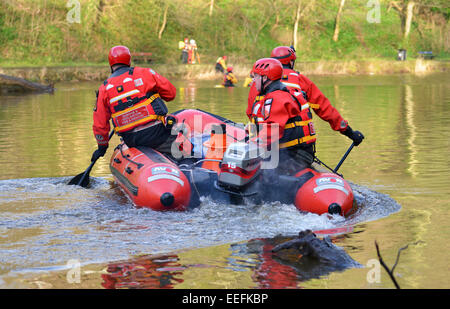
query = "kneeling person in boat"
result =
(92, 45, 177, 161)
(248, 58, 313, 173)
(247, 58, 363, 175)
(270, 45, 364, 148)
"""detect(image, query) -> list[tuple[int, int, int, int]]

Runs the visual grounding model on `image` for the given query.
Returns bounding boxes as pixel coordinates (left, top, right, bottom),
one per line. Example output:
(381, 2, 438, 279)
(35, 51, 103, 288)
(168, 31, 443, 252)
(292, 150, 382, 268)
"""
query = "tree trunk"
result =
(388, 0, 415, 40)
(333, 0, 346, 42)
(209, 0, 214, 16)
(254, 14, 272, 43)
(404, 1, 415, 39)
(270, 1, 280, 31)
(95, 0, 105, 24)
(158, 3, 169, 40)
(293, 0, 302, 50)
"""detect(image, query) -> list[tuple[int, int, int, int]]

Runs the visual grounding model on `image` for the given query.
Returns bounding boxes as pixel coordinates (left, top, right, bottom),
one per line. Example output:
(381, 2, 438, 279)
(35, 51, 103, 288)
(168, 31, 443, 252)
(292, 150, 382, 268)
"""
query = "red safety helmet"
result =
(270, 46, 296, 65)
(227, 66, 233, 72)
(223, 55, 227, 60)
(251, 58, 283, 81)
(108, 45, 131, 67)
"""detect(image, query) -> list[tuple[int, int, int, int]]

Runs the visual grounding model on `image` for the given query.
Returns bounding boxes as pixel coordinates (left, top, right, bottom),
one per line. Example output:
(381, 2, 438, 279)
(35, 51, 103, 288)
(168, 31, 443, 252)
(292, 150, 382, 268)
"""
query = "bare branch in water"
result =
(374, 240, 423, 289)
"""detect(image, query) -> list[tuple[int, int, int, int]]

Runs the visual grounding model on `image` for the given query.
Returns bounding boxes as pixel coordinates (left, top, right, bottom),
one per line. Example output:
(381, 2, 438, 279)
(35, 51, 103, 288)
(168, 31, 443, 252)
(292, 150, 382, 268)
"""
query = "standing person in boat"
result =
(223, 66, 238, 87)
(247, 58, 363, 174)
(91, 45, 177, 162)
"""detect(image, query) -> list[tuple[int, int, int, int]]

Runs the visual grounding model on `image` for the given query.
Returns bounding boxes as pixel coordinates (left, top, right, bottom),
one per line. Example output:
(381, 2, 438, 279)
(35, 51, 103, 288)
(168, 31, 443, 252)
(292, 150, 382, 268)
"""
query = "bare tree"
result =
(404, 1, 415, 38)
(333, 0, 346, 42)
(158, 2, 169, 39)
(293, 0, 315, 50)
(209, 0, 214, 16)
(240, 0, 274, 44)
(95, 0, 105, 24)
(388, 0, 416, 40)
(293, 0, 302, 50)
(271, 0, 280, 31)
(254, 10, 273, 43)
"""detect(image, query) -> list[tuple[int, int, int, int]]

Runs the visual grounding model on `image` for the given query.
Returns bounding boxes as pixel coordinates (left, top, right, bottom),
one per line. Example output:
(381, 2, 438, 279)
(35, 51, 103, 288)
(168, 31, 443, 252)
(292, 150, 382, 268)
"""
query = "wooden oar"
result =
(68, 130, 114, 187)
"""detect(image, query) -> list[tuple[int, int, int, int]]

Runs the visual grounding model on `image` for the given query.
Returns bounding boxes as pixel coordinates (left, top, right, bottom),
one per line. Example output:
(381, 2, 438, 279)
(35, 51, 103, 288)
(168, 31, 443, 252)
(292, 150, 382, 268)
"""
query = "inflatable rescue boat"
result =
(109, 109, 355, 216)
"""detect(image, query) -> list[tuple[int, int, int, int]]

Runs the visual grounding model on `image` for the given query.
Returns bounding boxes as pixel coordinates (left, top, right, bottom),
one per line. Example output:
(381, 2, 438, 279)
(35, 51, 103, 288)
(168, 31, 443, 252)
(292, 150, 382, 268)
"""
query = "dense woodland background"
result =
(0, 0, 448, 66)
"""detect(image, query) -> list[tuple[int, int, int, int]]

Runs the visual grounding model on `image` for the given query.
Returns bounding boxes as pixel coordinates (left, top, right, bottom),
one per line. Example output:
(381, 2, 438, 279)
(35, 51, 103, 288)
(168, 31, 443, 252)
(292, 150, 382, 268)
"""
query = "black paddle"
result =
(313, 142, 355, 177)
(68, 130, 114, 187)
(333, 142, 355, 173)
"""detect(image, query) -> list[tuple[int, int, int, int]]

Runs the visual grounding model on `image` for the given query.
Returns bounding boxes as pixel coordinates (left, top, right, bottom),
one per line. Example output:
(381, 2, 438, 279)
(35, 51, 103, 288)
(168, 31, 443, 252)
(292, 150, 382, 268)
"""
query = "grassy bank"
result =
(0, 59, 449, 84)
(0, 1, 448, 67)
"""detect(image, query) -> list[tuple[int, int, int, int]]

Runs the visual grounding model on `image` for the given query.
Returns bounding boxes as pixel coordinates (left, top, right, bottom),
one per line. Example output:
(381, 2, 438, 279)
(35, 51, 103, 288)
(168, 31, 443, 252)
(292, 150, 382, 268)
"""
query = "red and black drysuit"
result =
(247, 80, 317, 174)
(278, 68, 349, 133)
(277, 68, 364, 149)
(247, 70, 349, 139)
(93, 66, 177, 155)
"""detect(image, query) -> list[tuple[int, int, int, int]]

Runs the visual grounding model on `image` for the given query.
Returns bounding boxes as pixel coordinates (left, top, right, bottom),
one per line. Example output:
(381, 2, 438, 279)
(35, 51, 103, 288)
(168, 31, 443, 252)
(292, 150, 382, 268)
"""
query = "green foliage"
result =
(0, 13, 18, 44)
(0, 0, 448, 66)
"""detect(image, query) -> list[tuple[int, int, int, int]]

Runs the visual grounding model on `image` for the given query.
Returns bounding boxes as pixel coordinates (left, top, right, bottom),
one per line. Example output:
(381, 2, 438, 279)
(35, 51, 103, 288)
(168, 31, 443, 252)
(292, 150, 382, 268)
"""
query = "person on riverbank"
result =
(180, 38, 189, 64)
(215, 56, 227, 73)
(188, 39, 198, 64)
(223, 66, 238, 87)
(269, 45, 364, 147)
(91, 45, 178, 162)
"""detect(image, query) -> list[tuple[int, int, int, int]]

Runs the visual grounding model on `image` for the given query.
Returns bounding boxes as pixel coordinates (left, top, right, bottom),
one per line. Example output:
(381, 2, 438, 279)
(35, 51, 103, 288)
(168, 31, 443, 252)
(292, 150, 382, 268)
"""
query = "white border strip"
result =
(313, 185, 348, 195)
(147, 174, 184, 186)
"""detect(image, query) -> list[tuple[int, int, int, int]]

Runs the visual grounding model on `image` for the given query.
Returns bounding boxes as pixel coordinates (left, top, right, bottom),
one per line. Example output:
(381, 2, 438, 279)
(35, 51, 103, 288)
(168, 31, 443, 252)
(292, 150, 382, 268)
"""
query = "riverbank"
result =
(0, 59, 449, 84)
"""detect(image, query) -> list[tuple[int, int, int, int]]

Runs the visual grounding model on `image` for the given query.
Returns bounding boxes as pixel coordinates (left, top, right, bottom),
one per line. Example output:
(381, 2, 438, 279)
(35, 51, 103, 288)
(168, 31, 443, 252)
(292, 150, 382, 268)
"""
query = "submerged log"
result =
(0, 73, 54, 94)
(272, 229, 360, 268)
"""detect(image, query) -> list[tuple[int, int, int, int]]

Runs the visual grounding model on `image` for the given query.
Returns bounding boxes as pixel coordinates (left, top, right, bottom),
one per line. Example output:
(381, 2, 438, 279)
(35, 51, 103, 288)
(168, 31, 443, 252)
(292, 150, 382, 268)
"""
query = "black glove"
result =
(91, 145, 108, 162)
(342, 126, 364, 146)
(165, 115, 177, 130)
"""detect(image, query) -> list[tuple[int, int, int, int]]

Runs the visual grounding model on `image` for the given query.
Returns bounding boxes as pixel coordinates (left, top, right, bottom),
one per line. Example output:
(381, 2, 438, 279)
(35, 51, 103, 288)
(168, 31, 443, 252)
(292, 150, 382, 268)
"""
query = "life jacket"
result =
(103, 67, 167, 133)
(281, 69, 319, 110)
(243, 77, 253, 87)
(216, 57, 227, 70)
(223, 72, 237, 86)
(280, 91, 316, 149)
(248, 85, 316, 149)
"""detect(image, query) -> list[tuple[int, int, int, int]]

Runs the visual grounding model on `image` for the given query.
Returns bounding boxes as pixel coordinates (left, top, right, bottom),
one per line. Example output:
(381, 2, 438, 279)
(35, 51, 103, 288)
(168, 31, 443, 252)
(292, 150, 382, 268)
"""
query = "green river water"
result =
(0, 72, 448, 289)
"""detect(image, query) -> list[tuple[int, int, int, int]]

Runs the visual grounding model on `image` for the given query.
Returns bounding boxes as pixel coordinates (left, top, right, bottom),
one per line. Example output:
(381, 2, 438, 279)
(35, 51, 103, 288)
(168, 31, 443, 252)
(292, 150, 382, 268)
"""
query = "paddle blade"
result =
(67, 171, 90, 187)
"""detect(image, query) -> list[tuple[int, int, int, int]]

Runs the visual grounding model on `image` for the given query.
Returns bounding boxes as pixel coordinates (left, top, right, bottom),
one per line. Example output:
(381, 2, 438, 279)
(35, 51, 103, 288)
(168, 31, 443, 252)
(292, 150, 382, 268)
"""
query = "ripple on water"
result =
(0, 176, 401, 277)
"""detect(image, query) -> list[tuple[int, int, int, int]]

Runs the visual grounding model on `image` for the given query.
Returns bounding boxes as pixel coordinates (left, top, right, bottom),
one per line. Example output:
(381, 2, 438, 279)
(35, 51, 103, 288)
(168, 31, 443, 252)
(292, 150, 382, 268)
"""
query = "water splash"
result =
(0, 176, 400, 280)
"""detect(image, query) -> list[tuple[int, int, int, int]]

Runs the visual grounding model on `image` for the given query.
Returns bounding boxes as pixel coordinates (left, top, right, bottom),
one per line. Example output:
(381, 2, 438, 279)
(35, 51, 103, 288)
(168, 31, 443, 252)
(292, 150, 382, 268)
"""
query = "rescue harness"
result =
(249, 87, 317, 149)
(103, 67, 168, 133)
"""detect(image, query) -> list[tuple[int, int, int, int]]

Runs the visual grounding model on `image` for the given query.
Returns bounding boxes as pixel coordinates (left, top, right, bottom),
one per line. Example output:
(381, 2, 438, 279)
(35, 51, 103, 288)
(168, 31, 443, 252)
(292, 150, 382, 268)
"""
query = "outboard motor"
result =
(218, 142, 263, 189)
